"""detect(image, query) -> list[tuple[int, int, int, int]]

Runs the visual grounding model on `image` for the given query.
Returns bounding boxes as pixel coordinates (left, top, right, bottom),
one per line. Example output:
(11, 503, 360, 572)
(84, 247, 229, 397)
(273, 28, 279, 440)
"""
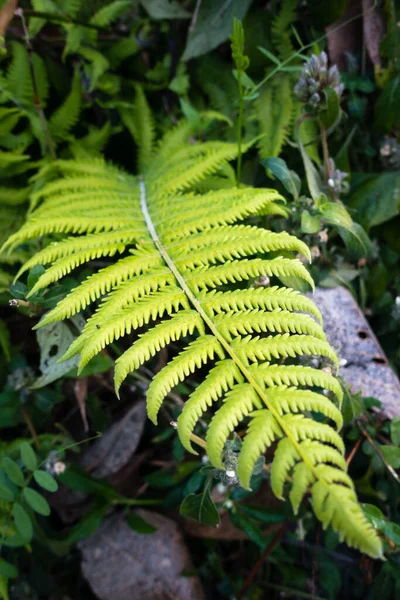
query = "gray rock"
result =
(311, 287, 400, 417)
(79, 510, 205, 600)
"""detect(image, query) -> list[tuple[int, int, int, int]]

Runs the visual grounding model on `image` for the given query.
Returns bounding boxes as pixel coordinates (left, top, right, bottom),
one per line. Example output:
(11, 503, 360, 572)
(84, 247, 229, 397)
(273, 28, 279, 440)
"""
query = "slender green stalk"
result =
(236, 74, 244, 185)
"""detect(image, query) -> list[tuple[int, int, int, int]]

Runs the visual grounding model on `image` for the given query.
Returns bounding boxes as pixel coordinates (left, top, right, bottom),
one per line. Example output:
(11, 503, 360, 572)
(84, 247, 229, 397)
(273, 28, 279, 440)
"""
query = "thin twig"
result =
(346, 436, 362, 466)
(237, 523, 290, 600)
(189, 0, 201, 32)
(22, 407, 40, 449)
(357, 420, 400, 483)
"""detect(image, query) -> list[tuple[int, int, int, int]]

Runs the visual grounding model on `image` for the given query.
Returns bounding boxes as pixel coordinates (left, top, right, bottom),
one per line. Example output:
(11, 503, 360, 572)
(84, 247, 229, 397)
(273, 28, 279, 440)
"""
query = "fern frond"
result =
(271, 0, 297, 60)
(266, 387, 343, 430)
(214, 310, 325, 340)
(120, 85, 154, 172)
(48, 68, 81, 142)
(232, 334, 338, 366)
(206, 384, 262, 468)
(187, 258, 314, 292)
(77, 286, 189, 371)
(147, 336, 225, 423)
(255, 75, 294, 159)
(177, 360, 243, 453)
(237, 409, 282, 486)
(252, 364, 343, 404)
(115, 310, 204, 389)
(90, 1, 131, 27)
(3, 124, 382, 558)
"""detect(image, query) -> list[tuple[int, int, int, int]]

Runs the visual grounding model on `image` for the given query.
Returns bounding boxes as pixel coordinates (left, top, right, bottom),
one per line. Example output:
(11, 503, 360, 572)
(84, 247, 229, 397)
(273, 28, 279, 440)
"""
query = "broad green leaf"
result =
(12, 503, 33, 541)
(20, 442, 37, 471)
(262, 157, 301, 200)
(59, 466, 116, 498)
(180, 487, 220, 527)
(63, 502, 109, 544)
(33, 470, 58, 492)
(239, 505, 286, 524)
(0, 560, 17, 579)
(127, 513, 158, 534)
(27, 265, 46, 292)
(337, 222, 373, 258)
(363, 503, 400, 547)
(391, 417, 400, 447)
(3, 458, 24, 487)
(0, 482, 15, 502)
(297, 130, 324, 200)
(301, 210, 321, 234)
(139, 0, 190, 19)
(320, 87, 341, 129)
(23, 488, 51, 516)
(348, 172, 400, 228)
(380, 446, 400, 469)
(319, 201, 353, 228)
(341, 385, 365, 425)
(229, 508, 267, 548)
(182, 0, 253, 61)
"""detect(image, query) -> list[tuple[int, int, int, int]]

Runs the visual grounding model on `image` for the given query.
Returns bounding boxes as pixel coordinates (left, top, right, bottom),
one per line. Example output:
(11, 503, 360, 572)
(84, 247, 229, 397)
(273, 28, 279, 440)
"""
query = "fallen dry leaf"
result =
(81, 400, 147, 478)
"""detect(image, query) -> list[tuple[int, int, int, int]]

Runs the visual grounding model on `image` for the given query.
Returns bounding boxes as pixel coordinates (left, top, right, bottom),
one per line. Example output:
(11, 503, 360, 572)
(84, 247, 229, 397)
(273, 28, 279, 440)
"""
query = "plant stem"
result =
(15, 7, 57, 161)
(237, 523, 290, 600)
(357, 420, 400, 484)
(236, 75, 244, 185)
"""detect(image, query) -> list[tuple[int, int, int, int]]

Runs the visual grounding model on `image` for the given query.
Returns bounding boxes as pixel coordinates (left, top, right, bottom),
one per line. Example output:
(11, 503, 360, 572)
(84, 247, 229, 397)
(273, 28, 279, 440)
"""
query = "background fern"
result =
(2, 98, 382, 557)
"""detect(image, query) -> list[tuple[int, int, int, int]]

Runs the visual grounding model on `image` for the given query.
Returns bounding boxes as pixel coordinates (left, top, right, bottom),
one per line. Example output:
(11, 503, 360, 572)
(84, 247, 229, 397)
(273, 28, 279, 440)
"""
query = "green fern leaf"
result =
(271, 0, 297, 60)
(2, 124, 382, 558)
(6, 42, 34, 106)
(120, 85, 155, 172)
(90, 1, 131, 27)
(255, 75, 294, 159)
(48, 68, 81, 142)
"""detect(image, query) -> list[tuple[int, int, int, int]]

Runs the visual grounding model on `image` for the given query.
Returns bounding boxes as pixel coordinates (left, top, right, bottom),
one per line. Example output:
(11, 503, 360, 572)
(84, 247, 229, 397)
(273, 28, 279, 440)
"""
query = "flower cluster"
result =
(380, 137, 400, 170)
(322, 158, 349, 195)
(294, 51, 344, 110)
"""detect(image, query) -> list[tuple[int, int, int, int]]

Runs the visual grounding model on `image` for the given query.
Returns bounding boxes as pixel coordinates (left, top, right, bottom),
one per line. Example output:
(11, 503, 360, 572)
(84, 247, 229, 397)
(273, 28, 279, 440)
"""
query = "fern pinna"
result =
(3, 114, 381, 558)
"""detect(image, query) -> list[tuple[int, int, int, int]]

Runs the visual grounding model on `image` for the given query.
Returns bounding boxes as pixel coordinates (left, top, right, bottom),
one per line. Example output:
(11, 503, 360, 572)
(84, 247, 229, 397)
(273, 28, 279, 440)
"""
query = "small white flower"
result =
(54, 461, 66, 475)
(226, 469, 236, 478)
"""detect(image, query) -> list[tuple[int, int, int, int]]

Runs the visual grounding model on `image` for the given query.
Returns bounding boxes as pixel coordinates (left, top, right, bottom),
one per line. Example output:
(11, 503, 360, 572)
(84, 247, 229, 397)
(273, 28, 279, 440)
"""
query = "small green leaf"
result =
(262, 157, 301, 200)
(20, 442, 37, 471)
(180, 486, 220, 527)
(301, 210, 321, 234)
(0, 482, 15, 502)
(341, 384, 365, 424)
(319, 202, 353, 228)
(12, 503, 33, 541)
(3, 458, 25, 487)
(320, 87, 341, 128)
(337, 222, 373, 258)
(391, 417, 400, 446)
(33, 470, 58, 492)
(380, 446, 400, 469)
(23, 488, 51, 516)
(127, 513, 158, 534)
(297, 130, 324, 200)
(0, 559, 17, 579)
(27, 265, 46, 291)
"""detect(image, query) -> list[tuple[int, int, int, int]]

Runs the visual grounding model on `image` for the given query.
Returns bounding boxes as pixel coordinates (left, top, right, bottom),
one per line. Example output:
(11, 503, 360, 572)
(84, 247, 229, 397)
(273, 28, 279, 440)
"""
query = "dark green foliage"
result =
(0, 0, 399, 597)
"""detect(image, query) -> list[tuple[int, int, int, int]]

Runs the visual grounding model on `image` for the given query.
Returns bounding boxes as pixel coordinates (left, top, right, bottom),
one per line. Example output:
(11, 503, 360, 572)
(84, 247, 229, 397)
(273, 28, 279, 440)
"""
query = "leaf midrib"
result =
(139, 177, 327, 484)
